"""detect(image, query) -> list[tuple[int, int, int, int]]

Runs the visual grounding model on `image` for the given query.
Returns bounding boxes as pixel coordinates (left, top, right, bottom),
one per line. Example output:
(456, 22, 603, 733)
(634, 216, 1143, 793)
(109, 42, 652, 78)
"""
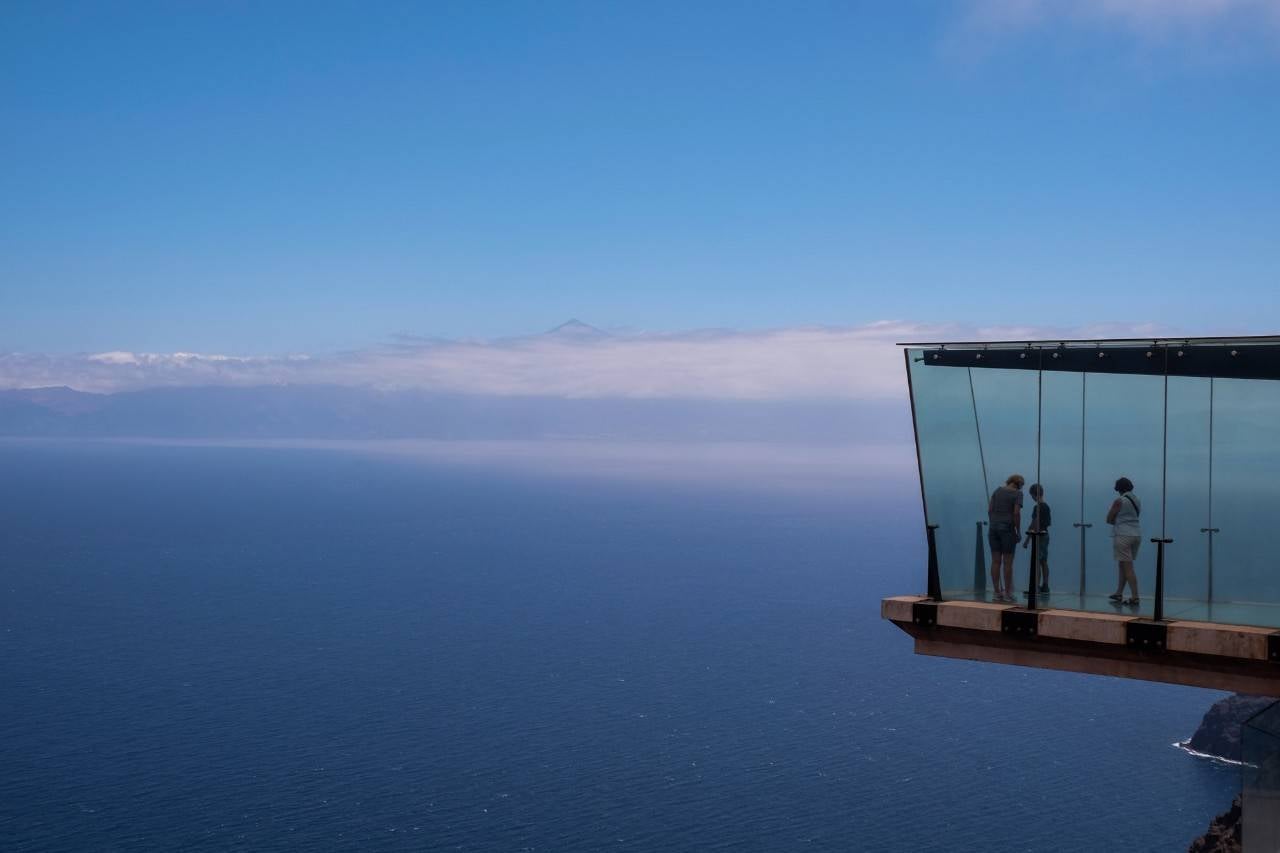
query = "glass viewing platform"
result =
(903, 336, 1280, 629)
(888, 335, 1280, 851)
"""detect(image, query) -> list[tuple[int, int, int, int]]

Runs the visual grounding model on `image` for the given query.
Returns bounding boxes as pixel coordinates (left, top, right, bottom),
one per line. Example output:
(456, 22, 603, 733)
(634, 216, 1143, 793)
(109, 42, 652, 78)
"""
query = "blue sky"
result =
(3, 0, 1279, 356)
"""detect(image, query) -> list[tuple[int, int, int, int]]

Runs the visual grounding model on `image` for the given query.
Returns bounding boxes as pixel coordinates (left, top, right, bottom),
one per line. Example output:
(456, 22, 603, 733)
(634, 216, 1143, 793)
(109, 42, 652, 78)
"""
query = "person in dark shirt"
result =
(987, 473, 1025, 602)
(1023, 483, 1051, 595)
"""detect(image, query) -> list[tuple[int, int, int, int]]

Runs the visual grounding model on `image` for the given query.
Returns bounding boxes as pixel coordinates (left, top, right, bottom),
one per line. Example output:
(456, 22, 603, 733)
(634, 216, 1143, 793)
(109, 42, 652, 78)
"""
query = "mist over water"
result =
(0, 441, 1236, 851)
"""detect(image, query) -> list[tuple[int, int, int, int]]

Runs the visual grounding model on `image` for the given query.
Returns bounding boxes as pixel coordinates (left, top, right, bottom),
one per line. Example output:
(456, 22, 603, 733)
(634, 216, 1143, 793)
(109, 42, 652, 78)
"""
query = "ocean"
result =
(0, 441, 1238, 851)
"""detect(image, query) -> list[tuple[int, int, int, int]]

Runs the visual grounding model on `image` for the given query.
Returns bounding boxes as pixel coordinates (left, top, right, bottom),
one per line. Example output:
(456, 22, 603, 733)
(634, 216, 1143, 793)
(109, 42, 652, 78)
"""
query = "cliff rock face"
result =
(1188, 796, 1241, 853)
(1187, 694, 1276, 762)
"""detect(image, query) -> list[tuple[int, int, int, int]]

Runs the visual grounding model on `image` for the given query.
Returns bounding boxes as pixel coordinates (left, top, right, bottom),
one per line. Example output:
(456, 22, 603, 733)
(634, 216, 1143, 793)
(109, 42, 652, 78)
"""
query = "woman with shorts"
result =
(1107, 477, 1142, 608)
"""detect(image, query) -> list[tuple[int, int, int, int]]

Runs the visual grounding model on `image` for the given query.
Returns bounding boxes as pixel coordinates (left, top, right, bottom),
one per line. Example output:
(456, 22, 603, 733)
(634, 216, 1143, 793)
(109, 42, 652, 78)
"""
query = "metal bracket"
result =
(912, 601, 938, 628)
(1269, 633, 1280, 663)
(1125, 620, 1168, 652)
(1001, 609, 1038, 637)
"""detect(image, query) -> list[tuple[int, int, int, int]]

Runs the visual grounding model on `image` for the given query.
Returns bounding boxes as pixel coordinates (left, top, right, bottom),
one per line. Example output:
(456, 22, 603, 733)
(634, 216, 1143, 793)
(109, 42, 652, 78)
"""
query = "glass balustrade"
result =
(904, 338, 1280, 628)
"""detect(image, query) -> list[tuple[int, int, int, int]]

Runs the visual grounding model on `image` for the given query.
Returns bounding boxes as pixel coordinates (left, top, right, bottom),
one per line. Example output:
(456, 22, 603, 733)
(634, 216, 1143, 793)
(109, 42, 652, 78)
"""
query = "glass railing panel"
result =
(969, 364, 1041, 602)
(1244, 701, 1280, 853)
(903, 339, 1280, 627)
(1161, 375, 1212, 618)
(1037, 370, 1084, 601)
(1211, 377, 1280, 607)
(1082, 372, 1165, 614)
(1167, 601, 1280, 630)
(906, 351, 988, 598)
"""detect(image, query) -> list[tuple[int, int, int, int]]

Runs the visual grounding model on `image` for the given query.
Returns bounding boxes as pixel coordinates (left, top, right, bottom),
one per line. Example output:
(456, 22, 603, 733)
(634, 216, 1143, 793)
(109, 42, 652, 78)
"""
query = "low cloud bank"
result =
(0, 321, 1167, 400)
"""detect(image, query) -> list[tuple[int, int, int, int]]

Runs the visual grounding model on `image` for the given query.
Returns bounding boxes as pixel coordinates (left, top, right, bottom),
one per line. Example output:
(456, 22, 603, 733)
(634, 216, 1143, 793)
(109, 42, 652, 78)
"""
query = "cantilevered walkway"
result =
(887, 336, 1280, 696)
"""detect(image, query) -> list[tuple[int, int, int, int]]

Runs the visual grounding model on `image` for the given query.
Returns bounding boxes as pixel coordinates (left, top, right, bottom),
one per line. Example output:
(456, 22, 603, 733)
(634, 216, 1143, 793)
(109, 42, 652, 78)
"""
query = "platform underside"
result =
(883, 596, 1280, 696)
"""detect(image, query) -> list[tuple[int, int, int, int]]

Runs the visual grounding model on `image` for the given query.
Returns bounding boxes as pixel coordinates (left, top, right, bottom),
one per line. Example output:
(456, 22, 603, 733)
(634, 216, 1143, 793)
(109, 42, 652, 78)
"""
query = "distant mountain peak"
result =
(545, 319, 608, 338)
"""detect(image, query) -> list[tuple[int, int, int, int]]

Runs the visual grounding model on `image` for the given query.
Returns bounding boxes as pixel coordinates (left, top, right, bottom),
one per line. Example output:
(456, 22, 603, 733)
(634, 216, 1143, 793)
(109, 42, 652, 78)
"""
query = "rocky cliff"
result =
(1188, 796, 1241, 853)
(1186, 694, 1279, 852)
(1186, 694, 1275, 762)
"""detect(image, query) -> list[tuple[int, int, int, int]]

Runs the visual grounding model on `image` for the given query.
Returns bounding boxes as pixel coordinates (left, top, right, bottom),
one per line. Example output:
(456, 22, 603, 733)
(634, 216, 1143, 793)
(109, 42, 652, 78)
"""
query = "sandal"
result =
(1123, 598, 1140, 607)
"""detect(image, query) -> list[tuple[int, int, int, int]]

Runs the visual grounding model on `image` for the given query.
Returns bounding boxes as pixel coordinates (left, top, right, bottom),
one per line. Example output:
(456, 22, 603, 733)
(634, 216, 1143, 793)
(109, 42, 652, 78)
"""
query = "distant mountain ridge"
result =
(0, 384, 905, 443)
(544, 318, 609, 339)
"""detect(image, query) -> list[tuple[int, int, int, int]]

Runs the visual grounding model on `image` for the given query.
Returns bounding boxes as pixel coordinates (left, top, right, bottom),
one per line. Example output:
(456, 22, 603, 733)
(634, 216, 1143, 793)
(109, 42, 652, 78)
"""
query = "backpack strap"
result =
(1123, 493, 1140, 517)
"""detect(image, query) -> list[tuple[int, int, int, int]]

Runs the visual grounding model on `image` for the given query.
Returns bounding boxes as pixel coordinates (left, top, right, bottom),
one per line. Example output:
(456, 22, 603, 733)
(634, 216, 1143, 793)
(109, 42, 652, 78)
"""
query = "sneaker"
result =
(1038, 585, 1050, 595)
(1108, 593, 1123, 602)
(1123, 598, 1140, 608)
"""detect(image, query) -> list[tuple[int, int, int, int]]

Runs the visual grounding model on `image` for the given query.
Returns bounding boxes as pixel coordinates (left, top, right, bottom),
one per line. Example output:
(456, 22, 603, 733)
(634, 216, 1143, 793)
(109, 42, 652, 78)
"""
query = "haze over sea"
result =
(0, 440, 1236, 852)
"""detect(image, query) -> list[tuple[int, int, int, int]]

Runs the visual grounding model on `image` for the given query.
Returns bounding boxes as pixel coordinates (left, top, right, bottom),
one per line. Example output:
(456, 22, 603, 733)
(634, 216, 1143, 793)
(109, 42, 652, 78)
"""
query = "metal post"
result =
(1153, 344, 1171, 622)
(1204, 377, 1216, 606)
(1074, 522, 1092, 600)
(1076, 370, 1089, 603)
(1201, 527, 1219, 603)
(1029, 527, 1039, 607)
(974, 521, 987, 593)
(927, 524, 942, 601)
(1026, 529, 1039, 610)
(1152, 537, 1173, 621)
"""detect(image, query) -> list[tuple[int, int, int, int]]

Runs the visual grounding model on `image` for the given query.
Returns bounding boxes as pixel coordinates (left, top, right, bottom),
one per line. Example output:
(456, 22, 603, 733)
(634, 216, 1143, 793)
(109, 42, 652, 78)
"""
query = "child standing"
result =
(1024, 483, 1051, 595)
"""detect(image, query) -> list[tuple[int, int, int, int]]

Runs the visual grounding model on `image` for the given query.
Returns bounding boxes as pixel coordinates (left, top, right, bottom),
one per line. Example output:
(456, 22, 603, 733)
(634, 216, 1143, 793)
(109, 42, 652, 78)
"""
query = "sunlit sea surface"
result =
(0, 441, 1237, 851)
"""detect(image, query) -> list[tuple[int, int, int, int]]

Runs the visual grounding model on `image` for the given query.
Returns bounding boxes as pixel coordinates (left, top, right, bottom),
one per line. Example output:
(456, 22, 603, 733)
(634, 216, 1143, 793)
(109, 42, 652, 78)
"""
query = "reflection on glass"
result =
(1163, 376, 1212, 612)
(1212, 378, 1280, 608)
(1083, 372, 1164, 614)
(907, 350, 986, 597)
(1039, 370, 1084, 599)
(970, 365, 1041, 602)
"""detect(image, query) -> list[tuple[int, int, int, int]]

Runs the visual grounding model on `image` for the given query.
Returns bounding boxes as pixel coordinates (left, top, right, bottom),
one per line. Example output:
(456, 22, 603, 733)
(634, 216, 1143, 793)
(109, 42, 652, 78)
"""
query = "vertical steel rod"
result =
(968, 366, 991, 597)
(968, 367, 991, 500)
(1154, 345, 1172, 621)
(1026, 348, 1043, 610)
(1161, 347, 1169, 541)
(1074, 371, 1091, 600)
(1207, 377, 1215, 605)
(974, 521, 987, 593)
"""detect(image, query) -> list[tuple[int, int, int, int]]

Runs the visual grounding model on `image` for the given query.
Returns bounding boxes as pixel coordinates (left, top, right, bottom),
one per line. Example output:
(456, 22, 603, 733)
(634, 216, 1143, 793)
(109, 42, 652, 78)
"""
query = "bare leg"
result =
(1121, 561, 1139, 599)
(1039, 557, 1049, 589)
(991, 550, 1002, 597)
(1002, 552, 1015, 599)
(1113, 562, 1125, 597)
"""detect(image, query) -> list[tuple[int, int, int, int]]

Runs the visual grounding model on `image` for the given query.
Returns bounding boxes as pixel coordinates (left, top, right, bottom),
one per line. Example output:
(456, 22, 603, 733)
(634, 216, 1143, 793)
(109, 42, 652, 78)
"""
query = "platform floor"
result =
(942, 589, 1280, 630)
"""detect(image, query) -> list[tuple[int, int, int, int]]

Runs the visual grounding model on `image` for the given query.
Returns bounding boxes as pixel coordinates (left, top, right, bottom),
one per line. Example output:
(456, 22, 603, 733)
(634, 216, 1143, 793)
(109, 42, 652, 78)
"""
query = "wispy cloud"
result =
(955, 0, 1280, 57)
(0, 321, 1172, 400)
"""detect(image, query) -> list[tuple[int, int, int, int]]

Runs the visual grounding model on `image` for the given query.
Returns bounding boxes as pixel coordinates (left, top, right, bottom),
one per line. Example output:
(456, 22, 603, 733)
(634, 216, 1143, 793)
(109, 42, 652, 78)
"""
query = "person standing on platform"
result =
(988, 474, 1025, 602)
(1107, 477, 1142, 608)
(1024, 483, 1052, 596)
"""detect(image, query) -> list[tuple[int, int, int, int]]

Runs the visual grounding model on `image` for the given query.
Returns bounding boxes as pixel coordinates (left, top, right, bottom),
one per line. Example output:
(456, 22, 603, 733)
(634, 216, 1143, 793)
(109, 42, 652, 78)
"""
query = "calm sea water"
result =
(0, 442, 1237, 851)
